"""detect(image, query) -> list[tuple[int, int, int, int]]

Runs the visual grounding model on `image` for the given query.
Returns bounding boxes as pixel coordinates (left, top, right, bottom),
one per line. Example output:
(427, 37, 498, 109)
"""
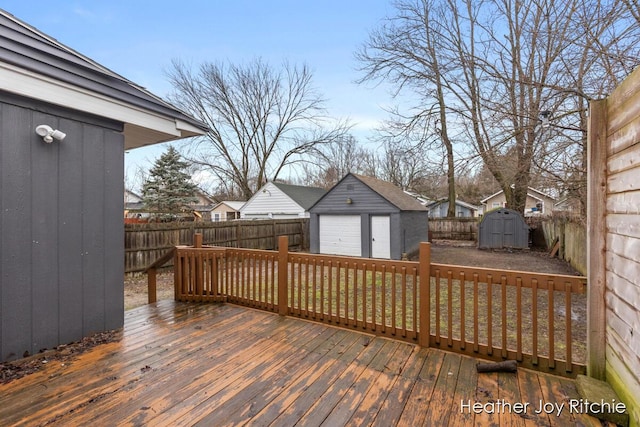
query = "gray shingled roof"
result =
(272, 182, 327, 210)
(352, 174, 427, 211)
(0, 9, 208, 138)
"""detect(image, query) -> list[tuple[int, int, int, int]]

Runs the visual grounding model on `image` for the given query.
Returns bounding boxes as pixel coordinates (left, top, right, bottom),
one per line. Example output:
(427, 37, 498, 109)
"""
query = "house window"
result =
(492, 202, 501, 209)
(213, 213, 221, 222)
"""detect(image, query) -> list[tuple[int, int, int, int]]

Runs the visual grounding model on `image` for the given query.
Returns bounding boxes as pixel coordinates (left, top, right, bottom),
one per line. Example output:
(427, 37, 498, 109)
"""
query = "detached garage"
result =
(309, 173, 428, 260)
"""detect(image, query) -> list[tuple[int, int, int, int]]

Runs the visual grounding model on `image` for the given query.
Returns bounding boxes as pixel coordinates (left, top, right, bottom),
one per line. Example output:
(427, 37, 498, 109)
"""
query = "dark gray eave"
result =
(0, 9, 208, 148)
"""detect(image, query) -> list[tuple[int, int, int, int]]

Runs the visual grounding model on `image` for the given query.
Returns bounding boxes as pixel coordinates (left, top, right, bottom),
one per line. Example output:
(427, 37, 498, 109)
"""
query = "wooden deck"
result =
(0, 301, 604, 426)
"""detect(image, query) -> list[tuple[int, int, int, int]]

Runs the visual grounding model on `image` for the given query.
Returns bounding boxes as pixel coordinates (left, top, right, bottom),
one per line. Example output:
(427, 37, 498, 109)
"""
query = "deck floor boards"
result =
(0, 300, 605, 426)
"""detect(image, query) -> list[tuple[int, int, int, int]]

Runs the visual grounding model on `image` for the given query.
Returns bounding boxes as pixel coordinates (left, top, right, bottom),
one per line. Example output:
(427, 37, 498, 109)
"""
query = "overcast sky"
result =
(4, 1, 398, 188)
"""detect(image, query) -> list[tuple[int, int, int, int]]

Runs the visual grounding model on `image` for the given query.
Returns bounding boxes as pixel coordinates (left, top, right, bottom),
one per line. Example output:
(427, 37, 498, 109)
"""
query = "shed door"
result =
(319, 215, 361, 256)
(371, 216, 391, 259)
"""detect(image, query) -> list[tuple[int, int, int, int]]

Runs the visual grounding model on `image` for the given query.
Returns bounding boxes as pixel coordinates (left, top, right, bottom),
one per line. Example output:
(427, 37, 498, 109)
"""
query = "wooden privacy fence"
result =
(428, 218, 479, 240)
(126, 219, 308, 273)
(164, 235, 587, 377)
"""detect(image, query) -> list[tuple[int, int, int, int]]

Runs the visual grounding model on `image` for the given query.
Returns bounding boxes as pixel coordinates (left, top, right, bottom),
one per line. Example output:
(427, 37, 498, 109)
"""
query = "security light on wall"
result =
(35, 125, 66, 143)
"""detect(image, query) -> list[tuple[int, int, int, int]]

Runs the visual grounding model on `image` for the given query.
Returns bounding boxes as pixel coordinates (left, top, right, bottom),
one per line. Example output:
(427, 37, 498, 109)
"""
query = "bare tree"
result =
(534, 0, 640, 215)
(357, 0, 460, 216)
(357, 0, 639, 215)
(300, 135, 373, 188)
(166, 59, 349, 200)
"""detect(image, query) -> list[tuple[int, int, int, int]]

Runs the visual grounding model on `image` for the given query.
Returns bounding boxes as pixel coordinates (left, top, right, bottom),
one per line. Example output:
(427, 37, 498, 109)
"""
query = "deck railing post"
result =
(174, 248, 180, 300)
(419, 242, 431, 347)
(148, 267, 157, 304)
(194, 232, 203, 248)
(194, 233, 204, 298)
(278, 235, 289, 316)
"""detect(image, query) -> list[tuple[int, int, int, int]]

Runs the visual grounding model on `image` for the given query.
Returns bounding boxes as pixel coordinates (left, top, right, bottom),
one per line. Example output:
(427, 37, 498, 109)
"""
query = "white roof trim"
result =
(0, 62, 203, 148)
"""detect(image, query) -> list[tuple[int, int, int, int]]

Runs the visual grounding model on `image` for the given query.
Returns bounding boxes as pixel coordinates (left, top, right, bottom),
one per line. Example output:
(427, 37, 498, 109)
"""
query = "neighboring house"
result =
(211, 201, 245, 221)
(426, 198, 480, 218)
(553, 196, 583, 217)
(124, 190, 149, 222)
(0, 10, 207, 362)
(309, 173, 429, 260)
(240, 181, 326, 219)
(124, 189, 144, 212)
(189, 190, 216, 221)
(125, 189, 214, 221)
(480, 187, 556, 216)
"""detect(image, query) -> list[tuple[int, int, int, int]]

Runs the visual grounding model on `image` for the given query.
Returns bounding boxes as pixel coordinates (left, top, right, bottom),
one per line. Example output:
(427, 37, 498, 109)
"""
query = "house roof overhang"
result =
(0, 62, 205, 149)
(0, 9, 207, 149)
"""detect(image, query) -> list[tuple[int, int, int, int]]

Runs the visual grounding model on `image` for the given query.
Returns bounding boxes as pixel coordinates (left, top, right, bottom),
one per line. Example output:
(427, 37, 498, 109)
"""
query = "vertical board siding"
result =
(0, 97, 124, 362)
(30, 111, 60, 352)
(82, 125, 106, 336)
(57, 118, 85, 345)
(1, 102, 33, 360)
(104, 129, 125, 330)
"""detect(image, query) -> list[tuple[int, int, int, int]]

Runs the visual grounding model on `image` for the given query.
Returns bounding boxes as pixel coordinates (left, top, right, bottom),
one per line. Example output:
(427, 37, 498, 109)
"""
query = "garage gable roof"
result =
(350, 174, 427, 211)
(0, 9, 207, 148)
(272, 182, 327, 210)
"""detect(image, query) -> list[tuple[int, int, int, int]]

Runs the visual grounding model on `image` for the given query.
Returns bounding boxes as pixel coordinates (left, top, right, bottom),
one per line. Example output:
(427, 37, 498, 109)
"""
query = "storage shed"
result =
(309, 173, 428, 259)
(0, 10, 207, 362)
(478, 208, 530, 249)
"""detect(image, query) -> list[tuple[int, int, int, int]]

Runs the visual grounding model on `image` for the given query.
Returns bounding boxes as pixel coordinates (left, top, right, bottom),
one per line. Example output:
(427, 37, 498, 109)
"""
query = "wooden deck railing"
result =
(168, 234, 587, 377)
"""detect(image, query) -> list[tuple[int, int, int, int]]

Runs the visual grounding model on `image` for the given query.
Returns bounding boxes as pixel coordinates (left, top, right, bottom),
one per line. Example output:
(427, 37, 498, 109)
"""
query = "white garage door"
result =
(319, 215, 361, 257)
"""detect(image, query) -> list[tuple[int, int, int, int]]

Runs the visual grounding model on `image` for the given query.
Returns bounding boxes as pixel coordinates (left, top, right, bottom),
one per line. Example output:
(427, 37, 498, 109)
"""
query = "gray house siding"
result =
(313, 175, 398, 213)
(399, 211, 429, 257)
(1, 93, 124, 361)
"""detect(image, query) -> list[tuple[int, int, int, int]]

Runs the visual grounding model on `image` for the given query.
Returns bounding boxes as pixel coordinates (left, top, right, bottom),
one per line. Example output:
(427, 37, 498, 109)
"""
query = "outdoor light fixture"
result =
(346, 198, 353, 204)
(35, 125, 66, 143)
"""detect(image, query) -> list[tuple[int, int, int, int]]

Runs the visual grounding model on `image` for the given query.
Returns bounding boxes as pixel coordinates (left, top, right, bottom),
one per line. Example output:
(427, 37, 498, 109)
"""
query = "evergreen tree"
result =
(142, 146, 199, 220)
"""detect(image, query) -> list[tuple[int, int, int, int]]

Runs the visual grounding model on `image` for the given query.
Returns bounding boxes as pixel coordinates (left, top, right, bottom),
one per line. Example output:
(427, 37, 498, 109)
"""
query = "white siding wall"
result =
(240, 182, 306, 219)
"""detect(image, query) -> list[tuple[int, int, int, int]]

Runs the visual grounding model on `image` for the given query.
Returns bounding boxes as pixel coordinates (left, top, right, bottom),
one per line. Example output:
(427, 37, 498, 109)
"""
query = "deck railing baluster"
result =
(168, 236, 587, 377)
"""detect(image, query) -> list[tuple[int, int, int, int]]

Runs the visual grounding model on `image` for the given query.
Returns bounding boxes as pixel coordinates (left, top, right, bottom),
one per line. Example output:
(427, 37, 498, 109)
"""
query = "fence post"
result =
(419, 242, 431, 347)
(278, 235, 289, 316)
(586, 98, 607, 380)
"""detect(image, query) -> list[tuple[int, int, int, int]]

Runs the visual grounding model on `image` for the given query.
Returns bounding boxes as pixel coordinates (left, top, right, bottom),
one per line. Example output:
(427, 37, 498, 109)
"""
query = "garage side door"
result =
(319, 215, 361, 257)
(371, 215, 391, 259)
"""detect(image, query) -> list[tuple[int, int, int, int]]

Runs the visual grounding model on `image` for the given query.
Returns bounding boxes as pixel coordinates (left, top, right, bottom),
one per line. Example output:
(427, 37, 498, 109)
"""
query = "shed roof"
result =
(272, 182, 327, 210)
(351, 174, 427, 211)
(0, 9, 207, 148)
